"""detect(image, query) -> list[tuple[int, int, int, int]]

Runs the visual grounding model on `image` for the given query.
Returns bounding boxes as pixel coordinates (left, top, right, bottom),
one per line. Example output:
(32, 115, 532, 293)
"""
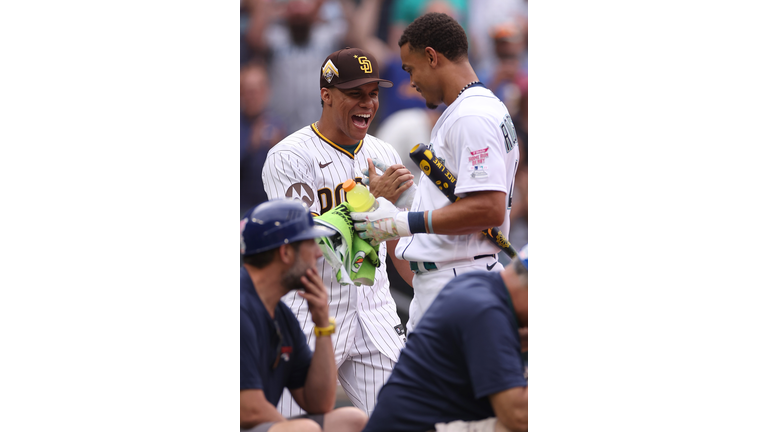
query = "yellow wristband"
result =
(314, 317, 336, 337)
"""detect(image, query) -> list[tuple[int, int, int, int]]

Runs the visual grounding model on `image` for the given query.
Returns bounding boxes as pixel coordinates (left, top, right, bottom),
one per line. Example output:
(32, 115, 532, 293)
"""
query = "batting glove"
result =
(361, 158, 388, 186)
(351, 197, 412, 246)
(362, 158, 418, 210)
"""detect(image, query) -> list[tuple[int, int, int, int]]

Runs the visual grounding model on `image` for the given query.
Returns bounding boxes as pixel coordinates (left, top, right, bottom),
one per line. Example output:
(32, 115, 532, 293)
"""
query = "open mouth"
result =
(351, 113, 371, 129)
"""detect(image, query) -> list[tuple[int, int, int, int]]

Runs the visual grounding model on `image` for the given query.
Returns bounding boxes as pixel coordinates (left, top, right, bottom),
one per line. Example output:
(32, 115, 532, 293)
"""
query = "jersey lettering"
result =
(334, 183, 346, 210)
(319, 178, 364, 215)
(500, 114, 517, 154)
(318, 188, 333, 214)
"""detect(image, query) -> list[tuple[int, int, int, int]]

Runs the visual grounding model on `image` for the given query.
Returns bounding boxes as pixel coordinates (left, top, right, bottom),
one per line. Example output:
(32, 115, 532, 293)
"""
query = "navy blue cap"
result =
(241, 199, 334, 255)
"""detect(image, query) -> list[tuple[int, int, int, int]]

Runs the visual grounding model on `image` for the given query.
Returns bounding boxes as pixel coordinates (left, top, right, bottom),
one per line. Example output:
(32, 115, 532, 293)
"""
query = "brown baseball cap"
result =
(320, 47, 393, 90)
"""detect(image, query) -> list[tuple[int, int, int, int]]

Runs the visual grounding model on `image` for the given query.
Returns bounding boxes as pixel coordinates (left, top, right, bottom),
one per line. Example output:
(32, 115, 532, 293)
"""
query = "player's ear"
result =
(425, 47, 438, 67)
(278, 243, 295, 265)
(321, 88, 332, 107)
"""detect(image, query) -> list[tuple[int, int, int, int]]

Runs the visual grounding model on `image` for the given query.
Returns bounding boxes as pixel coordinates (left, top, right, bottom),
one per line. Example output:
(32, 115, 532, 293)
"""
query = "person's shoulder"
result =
(456, 90, 508, 120)
(273, 125, 316, 147)
(240, 268, 257, 311)
(268, 126, 318, 158)
(364, 133, 397, 151)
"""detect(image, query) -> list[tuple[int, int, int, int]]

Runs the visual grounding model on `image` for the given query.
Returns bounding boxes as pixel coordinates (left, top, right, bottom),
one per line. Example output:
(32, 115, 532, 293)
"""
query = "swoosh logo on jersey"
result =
(486, 262, 497, 271)
(319, 161, 333, 168)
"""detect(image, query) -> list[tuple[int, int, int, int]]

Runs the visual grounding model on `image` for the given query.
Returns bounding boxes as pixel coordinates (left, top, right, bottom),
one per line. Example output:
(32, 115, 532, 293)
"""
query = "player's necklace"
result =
(457, 81, 482, 98)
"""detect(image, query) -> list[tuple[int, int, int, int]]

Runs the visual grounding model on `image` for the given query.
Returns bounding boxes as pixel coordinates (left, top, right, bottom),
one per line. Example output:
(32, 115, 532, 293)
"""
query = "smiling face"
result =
(321, 81, 380, 144)
(400, 42, 441, 110)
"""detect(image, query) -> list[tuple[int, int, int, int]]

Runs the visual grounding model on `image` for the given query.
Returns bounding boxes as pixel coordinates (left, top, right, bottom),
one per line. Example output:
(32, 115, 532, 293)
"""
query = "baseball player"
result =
(352, 12, 520, 333)
(261, 47, 413, 417)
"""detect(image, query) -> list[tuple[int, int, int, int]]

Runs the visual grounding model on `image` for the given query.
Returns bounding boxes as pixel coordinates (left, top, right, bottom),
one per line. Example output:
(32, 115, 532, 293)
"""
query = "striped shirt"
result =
(262, 124, 406, 363)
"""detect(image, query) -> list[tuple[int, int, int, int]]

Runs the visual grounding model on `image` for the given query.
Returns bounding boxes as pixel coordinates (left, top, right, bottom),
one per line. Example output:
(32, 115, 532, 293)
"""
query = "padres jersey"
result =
(262, 124, 406, 364)
(395, 86, 520, 263)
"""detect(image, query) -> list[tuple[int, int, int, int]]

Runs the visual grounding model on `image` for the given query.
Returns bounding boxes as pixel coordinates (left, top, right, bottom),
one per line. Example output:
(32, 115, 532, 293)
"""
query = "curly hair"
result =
(398, 12, 468, 61)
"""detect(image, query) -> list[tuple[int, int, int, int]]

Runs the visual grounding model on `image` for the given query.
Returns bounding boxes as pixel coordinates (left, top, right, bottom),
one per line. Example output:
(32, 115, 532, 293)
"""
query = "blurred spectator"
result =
(386, 0, 467, 52)
(241, 62, 286, 215)
(513, 89, 527, 166)
(243, 0, 375, 133)
(479, 21, 527, 118)
(468, 0, 527, 80)
(361, 0, 462, 123)
(507, 90, 527, 253)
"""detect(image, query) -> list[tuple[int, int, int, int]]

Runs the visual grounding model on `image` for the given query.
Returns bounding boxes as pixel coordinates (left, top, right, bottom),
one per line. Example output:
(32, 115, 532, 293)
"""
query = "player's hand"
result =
(298, 268, 330, 328)
(351, 197, 412, 246)
(363, 158, 417, 209)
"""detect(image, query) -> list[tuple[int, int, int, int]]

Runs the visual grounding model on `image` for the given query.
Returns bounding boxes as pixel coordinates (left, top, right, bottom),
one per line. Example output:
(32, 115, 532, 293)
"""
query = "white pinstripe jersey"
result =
(262, 123, 406, 363)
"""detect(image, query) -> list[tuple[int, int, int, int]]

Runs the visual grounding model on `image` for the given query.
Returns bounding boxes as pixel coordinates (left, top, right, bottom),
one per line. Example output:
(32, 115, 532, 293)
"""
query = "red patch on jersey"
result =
(280, 346, 292, 362)
(468, 147, 490, 166)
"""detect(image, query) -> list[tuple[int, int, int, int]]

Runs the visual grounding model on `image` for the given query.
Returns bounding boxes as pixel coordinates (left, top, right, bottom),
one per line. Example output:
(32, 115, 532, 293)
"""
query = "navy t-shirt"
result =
(363, 271, 527, 432)
(240, 268, 313, 405)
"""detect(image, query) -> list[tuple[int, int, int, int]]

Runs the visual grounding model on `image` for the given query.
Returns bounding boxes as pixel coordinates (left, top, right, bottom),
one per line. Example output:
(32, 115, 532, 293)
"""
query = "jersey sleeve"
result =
(283, 309, 313, 390)
(460, 303, 527, 398)
(240, 307, 263, 391)
(449, 115, 510, 197)
(261, 148, 321, 215)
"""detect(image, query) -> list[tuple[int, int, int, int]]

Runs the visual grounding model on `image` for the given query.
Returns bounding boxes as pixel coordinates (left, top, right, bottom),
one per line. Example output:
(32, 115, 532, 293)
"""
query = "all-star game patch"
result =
(322, 59, 339, 84)
(468, 147, 490, 179)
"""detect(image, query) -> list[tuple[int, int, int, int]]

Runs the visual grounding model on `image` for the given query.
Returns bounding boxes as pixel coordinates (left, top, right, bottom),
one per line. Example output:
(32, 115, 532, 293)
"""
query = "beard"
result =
(281, 258, 312, 292)
(426, 102, 439, 110)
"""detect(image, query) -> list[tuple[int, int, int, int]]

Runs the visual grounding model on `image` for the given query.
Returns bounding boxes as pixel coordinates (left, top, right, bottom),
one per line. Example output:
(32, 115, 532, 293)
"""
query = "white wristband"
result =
(394, 212, 412, 237)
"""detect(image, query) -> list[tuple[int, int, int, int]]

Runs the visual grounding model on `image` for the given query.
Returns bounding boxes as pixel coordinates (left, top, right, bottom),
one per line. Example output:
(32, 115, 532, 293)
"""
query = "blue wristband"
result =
(407, 211, 427, 234)
(427, 210, 434, 234)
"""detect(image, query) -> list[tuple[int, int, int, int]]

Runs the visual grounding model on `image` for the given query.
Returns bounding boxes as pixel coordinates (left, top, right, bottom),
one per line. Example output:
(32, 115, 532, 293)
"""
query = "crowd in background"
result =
(240, 0, 528, 254)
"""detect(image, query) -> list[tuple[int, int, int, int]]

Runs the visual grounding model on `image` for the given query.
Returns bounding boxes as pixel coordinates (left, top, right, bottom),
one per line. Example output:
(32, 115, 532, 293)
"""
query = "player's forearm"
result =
(240, 407, 284, 429)
(240, 390, 286, 429)
(429, 191, 507, 235)
(301, 335, 337, 413)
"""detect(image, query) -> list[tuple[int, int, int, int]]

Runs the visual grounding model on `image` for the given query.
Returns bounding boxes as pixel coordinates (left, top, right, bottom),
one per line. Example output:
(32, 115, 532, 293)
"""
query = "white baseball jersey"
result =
(262, 123, 406, 416)
(395, 85, 520, 263)
(394, 85, 520, 332)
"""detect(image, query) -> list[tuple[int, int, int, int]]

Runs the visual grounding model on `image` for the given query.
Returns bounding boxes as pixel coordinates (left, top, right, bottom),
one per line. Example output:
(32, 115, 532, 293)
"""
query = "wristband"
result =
(427, 210, 434, 234)
(314, 317, 336, 337)
(407, 211, 427, 234)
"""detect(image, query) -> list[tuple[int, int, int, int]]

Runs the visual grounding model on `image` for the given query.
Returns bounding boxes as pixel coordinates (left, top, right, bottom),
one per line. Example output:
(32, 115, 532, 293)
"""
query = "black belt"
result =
(409, 254, 497, 273)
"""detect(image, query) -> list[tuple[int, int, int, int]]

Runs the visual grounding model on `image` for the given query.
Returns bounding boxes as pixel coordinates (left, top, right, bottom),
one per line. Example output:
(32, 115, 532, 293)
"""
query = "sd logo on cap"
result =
(319, 47, 393, 90)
